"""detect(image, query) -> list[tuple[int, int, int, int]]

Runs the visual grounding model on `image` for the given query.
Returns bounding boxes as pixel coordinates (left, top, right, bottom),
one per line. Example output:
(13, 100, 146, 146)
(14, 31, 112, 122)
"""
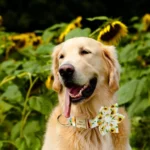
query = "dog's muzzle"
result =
(59, 64, 75, 87)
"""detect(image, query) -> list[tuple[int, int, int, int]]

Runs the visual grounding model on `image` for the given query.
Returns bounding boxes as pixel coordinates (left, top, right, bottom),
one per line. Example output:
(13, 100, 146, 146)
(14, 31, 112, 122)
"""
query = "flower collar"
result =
(57, 103, 125, 136)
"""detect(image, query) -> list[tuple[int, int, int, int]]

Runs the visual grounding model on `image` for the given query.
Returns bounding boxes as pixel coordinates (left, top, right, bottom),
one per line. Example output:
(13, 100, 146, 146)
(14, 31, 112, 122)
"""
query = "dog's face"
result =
(52, 37, 120, 117)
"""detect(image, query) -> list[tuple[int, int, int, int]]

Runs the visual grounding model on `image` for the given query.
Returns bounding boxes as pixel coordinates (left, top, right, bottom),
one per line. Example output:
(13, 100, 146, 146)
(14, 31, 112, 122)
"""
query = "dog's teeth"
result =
(80, 84, 88, 93)
(84, 84, 88, 89)
(68, 83, 89, 99)
(69, 92, 82, 98)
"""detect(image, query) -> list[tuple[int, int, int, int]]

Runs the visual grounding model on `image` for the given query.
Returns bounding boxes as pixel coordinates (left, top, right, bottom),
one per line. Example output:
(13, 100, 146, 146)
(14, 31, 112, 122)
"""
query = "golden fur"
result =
(42, 37, 131, 150)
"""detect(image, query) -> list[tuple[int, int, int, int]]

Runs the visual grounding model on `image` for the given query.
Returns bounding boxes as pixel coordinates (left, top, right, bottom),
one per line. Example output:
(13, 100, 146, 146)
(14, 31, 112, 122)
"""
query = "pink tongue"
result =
(69, 86, 82, 95)
(64, 86, 83, 118)
(64, 89, 71, 118)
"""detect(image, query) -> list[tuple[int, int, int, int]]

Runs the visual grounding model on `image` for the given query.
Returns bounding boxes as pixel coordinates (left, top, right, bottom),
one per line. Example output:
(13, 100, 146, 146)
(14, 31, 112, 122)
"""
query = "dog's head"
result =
(51, 37, 120, 117)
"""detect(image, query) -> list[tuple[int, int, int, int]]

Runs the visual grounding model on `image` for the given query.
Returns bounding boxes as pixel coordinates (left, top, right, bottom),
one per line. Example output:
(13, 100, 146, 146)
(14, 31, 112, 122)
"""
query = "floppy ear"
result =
(102, 45, 120, 92)
(51, 44, 62, 92)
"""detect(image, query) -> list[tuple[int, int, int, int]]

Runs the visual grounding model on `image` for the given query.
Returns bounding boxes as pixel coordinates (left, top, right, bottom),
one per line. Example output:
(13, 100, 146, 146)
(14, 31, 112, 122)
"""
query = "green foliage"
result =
(87, 16, 109, 21)
(0, 15, 150, 149)
(65, 28, 91, 40)
(0, 29, 58, 149)
(117, 17, 150, 149)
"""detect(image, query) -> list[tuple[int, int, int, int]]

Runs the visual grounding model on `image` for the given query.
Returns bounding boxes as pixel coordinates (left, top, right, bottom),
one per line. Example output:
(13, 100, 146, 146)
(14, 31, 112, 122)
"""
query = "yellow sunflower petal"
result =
(45, 76, 53, 89)
(58, 16, 82, 43)
(0, 15, 3, 26)
(97, 20, 128, 45)
(74, 16, 82, 27)
(142, 14, 150, 31)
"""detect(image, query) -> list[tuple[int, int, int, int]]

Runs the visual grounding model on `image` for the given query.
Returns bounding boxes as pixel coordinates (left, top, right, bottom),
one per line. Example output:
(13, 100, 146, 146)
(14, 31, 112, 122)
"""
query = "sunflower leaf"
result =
(87, 16, 109, 21)
(118, 79, 139, 105)
(65, 28, 91, 40)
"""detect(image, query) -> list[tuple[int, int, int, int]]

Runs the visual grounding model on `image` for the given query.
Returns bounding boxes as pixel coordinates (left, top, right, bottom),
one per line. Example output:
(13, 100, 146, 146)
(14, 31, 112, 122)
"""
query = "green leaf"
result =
(119, 43, 138, 63)
(130, 16, 139, 22)
(65, 28, 91, 40)
(133, 23, 144, 31)
(29, 96, 53, 115)
(24, 135, 41, 150)
(45, 23, 67, 31)
(1, 84, 23, 103)
(0, 100, 13, 112)
(36, 43, 54, 55)
(11, 120, 41, 148)
(0, 141, 3, 149)
(15, 137, 27, 150)
(23, 120, 40, 135)
(139, 67, 150, 77)
(42, 31, 55, 43)
(135, 77, 148, 96)
(87, 16, 109, 21)
(128, 97, 150, 117)
(22, 60, 40, 74)
(42, 23, 67, 43)
(11, 122, 21, 140)
(0, 60, 22, 75)
(118, 79, 139, 105)
(0, 47, 4, 55)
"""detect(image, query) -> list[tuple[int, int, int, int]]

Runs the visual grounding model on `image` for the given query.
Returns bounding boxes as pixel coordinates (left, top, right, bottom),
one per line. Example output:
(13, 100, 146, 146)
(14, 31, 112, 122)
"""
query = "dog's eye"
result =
(80, 50, 91, 55)
(59, 54, 64, 59)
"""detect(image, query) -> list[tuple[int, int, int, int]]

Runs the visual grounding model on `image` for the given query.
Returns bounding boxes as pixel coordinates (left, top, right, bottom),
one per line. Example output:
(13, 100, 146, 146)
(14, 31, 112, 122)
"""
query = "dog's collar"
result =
(57, 103, 125, 136)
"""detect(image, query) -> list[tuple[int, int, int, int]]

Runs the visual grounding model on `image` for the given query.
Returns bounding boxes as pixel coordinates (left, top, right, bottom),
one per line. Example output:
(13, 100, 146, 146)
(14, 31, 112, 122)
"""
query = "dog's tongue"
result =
(69, 86, 82, 95)
(64, 86, 83, 118)
(64, 89, 71, 118)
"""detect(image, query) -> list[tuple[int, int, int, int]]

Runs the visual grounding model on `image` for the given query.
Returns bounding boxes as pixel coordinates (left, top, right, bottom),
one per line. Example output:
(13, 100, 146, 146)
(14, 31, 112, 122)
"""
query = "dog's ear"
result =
(51, 44, 62, 92)
(102, 45, 120, 92)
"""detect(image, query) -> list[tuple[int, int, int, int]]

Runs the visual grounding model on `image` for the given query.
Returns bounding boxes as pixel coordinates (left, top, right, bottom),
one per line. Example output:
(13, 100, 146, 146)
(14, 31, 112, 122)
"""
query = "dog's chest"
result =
(58, 127, 114, 150)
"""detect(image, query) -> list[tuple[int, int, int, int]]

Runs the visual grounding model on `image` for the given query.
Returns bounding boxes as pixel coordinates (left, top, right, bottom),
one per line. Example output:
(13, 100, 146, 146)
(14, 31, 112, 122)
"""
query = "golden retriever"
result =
(42, 37, 131, 150)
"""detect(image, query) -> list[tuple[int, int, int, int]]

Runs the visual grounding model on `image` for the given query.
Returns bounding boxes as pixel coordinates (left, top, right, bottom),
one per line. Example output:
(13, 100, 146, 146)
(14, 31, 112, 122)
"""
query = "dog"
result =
(42, 37, 131, 150)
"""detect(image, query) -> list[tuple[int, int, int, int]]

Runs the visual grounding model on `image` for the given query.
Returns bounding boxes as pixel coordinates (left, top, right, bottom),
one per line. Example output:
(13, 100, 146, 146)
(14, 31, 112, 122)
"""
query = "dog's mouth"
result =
(64, 77, 97, 118)
(69, 78, 97, 103)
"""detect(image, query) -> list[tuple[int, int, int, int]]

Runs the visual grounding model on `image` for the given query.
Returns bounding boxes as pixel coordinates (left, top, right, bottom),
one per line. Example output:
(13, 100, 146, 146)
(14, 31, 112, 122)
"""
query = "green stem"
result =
(0, 76, 15, 86)
(0, 72, 31, 87)
(89, 27, 101, 37)
(21, 110, 31, 134)
(148, 90, 150, 104)
(20, 77, 38, 137)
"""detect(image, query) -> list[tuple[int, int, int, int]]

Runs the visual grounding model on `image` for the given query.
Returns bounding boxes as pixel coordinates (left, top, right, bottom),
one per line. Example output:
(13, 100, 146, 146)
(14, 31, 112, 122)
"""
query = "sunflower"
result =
(58, 16, 82, 43)
(45, 75, 53, 89)
(58, 23, 76, 43)
(142, 14, 150, 31)
(32, 36, 42, 47)
(11, 35, 27, 48)
(97, 21, 128, 45)
(9, 33, 42, 49)
(0, 15, 3, 26)
(73, 16, 82, 27)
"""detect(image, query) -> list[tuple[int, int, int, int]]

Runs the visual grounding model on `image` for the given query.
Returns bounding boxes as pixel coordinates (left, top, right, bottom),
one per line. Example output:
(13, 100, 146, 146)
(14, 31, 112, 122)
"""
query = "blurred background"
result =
(0, 0, 150, 150)
(0, 0, 150, 32)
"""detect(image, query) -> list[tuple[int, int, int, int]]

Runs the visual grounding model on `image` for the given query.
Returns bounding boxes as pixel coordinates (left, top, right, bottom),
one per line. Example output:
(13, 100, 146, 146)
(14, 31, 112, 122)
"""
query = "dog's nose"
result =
(59, 64, 75, 79)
